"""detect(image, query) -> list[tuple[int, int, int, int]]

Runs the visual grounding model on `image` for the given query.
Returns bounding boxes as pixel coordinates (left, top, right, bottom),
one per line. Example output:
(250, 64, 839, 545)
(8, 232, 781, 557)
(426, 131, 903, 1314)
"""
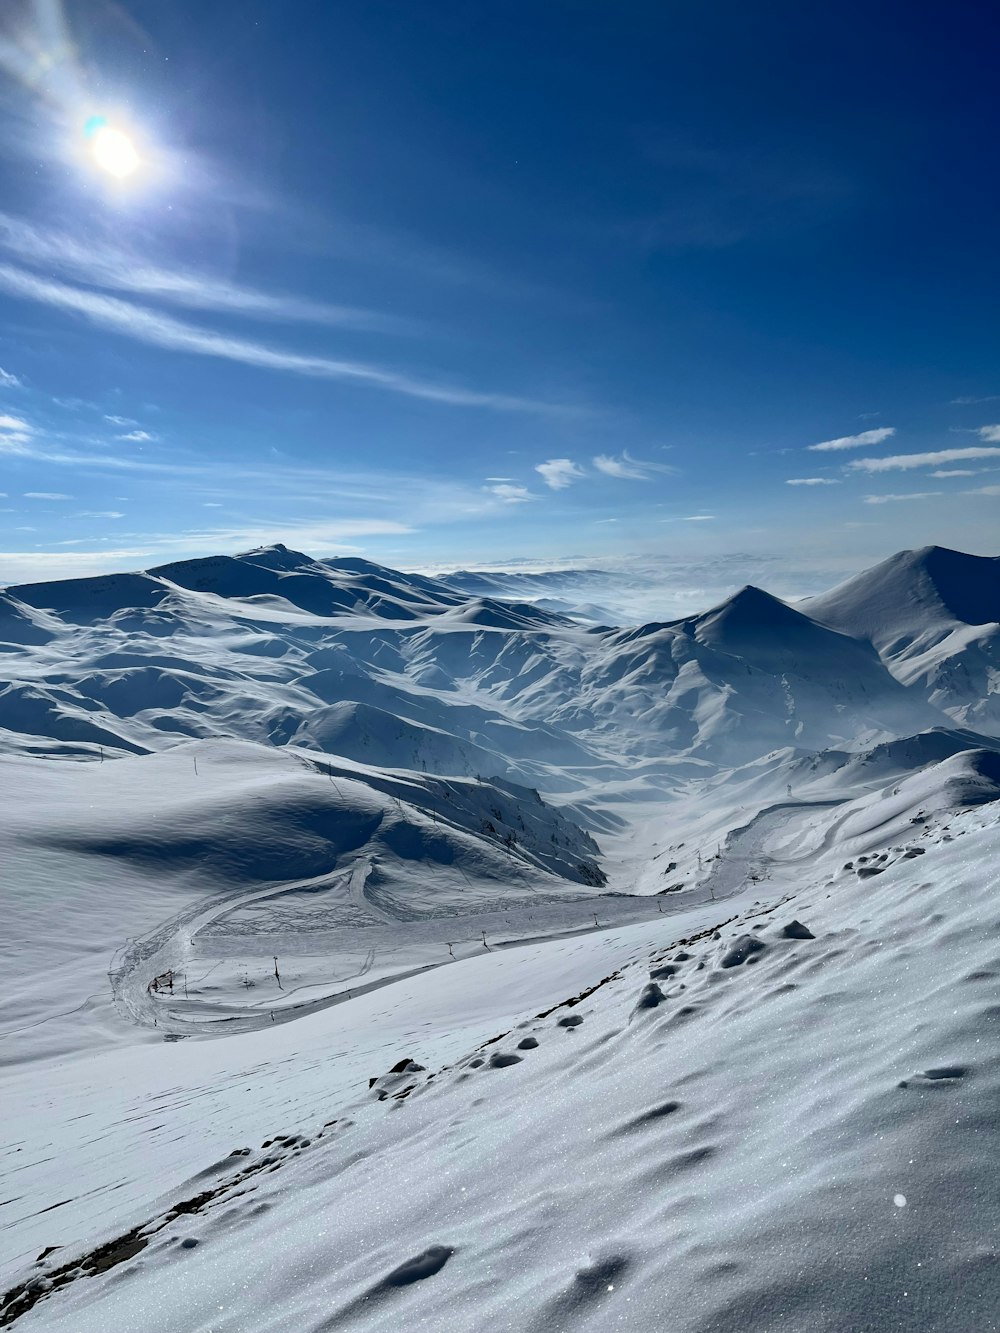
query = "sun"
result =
(84, 116, 140, 179)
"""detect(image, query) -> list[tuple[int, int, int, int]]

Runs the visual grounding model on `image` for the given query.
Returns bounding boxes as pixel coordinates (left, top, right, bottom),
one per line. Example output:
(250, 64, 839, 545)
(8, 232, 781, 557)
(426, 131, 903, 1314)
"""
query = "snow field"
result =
(2, 542, 1000, 1330)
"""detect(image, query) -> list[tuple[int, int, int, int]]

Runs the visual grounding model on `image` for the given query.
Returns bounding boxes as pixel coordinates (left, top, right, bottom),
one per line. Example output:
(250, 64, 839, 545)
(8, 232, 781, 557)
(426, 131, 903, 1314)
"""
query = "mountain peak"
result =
(809, 545, 1000, 639)
(698, 584, 803, 635)
(236, 544, 315, 572)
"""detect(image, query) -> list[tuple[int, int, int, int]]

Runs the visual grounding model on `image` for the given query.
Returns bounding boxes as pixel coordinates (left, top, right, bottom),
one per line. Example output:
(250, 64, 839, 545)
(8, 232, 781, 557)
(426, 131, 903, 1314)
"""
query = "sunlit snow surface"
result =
(1, 543, 999, 1331)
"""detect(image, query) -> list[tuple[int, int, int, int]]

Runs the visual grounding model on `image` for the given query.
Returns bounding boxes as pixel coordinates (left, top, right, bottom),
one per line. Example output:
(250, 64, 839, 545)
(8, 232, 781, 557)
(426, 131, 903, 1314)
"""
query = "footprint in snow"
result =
(610, 1100, 681, 1136)
(517, 1036, 539, 1049)
(557, 1013, 584, 1028)
(899, 1065, 968, 1088)
(318, 1245, 456, 1329)
(528, 1252, 632, 1331)
(379, 1245, 455, 1287)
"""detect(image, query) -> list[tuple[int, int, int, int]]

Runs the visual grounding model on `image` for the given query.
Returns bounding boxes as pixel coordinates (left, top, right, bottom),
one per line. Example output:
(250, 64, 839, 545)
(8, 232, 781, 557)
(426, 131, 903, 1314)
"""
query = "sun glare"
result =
(85, 117, 140, 179)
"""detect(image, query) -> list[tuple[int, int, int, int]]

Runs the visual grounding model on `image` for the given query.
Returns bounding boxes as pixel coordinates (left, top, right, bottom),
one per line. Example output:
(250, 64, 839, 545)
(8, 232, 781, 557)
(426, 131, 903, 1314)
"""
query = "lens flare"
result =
(85, 118, 140, 178)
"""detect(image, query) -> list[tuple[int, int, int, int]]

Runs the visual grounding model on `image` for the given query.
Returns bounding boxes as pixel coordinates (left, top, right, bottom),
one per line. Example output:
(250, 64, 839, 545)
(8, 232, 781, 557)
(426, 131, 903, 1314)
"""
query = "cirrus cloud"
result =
(807, 427, 895, 452)
(593, 449, 676, 480)
(0, 263, 570, 416)
(848, 447, 1000, 472)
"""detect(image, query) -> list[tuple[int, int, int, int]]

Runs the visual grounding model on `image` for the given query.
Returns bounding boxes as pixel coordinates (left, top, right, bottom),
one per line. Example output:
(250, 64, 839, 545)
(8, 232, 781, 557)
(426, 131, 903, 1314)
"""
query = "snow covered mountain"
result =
(0, 543, 958, 772)
(2, 543, 999, 1332)
(807, 545, 1000, 732)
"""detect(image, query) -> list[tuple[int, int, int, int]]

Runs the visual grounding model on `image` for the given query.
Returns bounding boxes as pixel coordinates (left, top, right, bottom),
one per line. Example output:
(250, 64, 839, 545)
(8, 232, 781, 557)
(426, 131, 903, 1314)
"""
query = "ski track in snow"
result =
(109, 855, 677, 1040)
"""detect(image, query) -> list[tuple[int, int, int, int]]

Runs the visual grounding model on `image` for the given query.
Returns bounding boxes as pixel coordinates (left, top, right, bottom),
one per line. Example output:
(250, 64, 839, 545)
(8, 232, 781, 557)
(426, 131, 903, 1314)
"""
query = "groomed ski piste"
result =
(1, 544, 998, 1331)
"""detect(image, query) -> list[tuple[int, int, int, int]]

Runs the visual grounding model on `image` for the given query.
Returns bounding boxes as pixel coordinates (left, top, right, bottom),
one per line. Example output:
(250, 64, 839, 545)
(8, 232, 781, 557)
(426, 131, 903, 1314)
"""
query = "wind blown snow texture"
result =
(1, 543, 998, 1331)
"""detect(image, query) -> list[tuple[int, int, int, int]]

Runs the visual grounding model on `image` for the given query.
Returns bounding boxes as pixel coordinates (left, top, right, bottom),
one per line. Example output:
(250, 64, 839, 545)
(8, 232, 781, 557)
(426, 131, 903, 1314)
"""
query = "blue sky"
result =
(0, 0, 998, 589)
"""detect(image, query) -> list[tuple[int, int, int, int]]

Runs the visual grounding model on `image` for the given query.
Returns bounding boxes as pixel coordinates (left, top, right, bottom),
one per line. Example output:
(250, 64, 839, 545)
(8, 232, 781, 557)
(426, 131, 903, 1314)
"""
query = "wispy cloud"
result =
(807, 427, 895, 452)
(0, 212, 412, 335)
(849, 447, 1000, 472)
(951, 395, 1000, 405)
(75, 510, 125, 518)
(484, 482, 533, 504)
(0, 263, 569, 415)
(931, 469, 976, 477)
(116, 430, 157, 442)
(23, 491, 71, 500)
(979, 424, 1000, 442)
(965, 484, 1000, 496)
(24, 519, 418, 578)
(862, 492, 941, 504)
(104, 415, 138, 427)
(536, 458, 585, 490)
(0, 366, 21, 388)
(0, 410, 33, 453)
(785, 477, 840, 486)
(592, 449, 676, 480)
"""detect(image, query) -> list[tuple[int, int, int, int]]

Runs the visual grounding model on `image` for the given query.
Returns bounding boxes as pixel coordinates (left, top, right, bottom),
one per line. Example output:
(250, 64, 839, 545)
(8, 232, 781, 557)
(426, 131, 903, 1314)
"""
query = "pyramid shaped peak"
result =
(702, 583, 801, 626)
(729, 583, 785, 605)
(687, 582, 831, 657)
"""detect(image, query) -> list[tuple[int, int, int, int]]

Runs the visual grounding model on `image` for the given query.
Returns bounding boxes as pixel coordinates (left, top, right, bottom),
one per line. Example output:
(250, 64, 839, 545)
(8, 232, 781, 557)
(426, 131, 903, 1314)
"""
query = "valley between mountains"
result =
(1, 543, 998, 1332)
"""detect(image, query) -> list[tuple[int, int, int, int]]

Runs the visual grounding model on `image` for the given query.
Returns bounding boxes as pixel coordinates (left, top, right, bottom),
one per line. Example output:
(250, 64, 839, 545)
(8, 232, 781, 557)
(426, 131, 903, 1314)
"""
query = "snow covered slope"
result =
(4, 782, 998, 1332)
(2, 544, 999, 1331)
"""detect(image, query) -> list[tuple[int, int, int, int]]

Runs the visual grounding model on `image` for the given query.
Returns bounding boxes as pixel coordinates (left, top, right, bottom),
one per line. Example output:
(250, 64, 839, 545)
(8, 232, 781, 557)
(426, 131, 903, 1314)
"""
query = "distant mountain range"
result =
(1, 543, 996, 776)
